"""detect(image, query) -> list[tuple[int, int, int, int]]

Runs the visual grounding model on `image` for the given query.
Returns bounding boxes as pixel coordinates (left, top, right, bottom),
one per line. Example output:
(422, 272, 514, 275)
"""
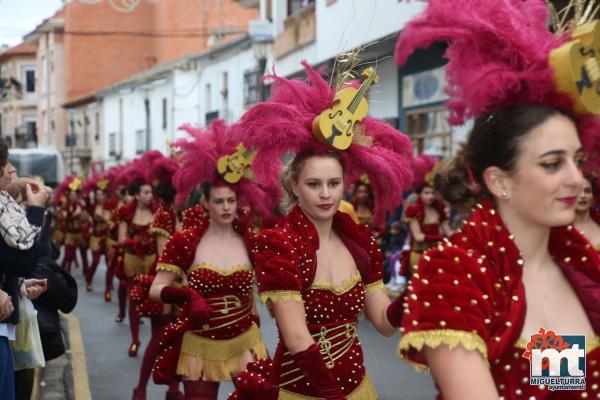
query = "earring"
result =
(501, 191, 508, 198)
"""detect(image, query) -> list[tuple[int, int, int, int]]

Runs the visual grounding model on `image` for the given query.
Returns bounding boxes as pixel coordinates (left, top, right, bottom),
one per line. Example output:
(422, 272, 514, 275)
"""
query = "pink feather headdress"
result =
(114, 158, 146, 189)
(231, 62, 414, 224)
(395, 0, 600, 168)
(53, 175, 85, 205)
(143, 150, 179, 187)
(412, 155, 439, 189)
(171, 119, 279, 222)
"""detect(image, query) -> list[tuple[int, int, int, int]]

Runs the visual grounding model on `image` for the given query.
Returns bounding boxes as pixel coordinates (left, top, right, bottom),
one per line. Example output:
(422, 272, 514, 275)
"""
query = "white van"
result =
(8, 148, 65, 188)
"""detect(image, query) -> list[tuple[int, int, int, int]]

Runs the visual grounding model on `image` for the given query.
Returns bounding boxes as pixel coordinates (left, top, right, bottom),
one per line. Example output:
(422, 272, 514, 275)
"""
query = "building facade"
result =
(0, 42, 38, 148)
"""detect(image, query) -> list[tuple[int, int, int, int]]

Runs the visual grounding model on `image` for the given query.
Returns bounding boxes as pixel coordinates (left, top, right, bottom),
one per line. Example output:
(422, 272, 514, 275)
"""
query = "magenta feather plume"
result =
(412, 155, 438, 188)
(395, 0, 564, 125)
(142, 151, 178, 186)
(171, 119, 279, 221)
(234, 62, 413, 224)
(395, 0, 600, 164)
(82, 174, 100, 195)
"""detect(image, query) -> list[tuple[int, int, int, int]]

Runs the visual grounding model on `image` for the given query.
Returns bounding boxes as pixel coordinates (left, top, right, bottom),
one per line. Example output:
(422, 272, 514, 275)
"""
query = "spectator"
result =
(0, 137, 49, 400)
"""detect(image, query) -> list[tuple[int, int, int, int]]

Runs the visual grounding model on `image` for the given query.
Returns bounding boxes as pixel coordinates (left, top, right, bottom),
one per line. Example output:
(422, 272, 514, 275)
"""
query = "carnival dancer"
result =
(149, 120, 274, 400)
(116, 158, 157, 356)
(50, 187, 67, 252)
(59, 176, 88, 273)
(228, 62, 411, 400)
(350, 177, 385, 240)
(574, 176, 600, 250)
(130, 151, 184, 400)
(393, 1, 600, 399)
(403, 157, 451, 278)
(102, 167, 128, 302)
(112, 163, 141, 318)
(84, 175, 111, 292)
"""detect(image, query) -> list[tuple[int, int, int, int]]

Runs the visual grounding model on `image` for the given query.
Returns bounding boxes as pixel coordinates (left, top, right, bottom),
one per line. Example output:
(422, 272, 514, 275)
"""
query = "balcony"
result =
(273, 3, 316, 59)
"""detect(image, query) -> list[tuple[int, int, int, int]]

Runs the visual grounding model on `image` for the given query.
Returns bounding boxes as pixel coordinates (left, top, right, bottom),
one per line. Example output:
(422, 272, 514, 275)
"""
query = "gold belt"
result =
(279, 322, 357, 388)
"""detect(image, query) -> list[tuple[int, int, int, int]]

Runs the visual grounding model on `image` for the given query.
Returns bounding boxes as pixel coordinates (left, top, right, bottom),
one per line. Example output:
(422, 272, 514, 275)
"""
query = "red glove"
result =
(424, 233, 444, 242)
(160, 286, 211, 320)
(386, 295, 404, 328)
(292, 343, 347, 399)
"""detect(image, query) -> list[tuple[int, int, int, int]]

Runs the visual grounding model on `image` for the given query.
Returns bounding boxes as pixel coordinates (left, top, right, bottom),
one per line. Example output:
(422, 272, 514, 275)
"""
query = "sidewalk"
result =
(37, 312, 91, 400)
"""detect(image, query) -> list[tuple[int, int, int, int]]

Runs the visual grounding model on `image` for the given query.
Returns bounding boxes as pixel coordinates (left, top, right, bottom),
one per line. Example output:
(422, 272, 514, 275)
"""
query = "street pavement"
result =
(72, 258, 437, 400)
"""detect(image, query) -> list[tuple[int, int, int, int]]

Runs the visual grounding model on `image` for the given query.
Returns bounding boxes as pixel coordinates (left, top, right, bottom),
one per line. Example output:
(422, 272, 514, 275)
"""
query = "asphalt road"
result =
(71, 257, 437, 400)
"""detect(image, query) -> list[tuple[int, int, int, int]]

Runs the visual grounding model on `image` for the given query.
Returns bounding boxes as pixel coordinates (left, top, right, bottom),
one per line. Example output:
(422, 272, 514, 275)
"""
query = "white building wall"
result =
(100, 76, 176, 164)
(195, 47, 256, 127)
(172, 67, 203, 129)
(368, 57, 398, 121)
(272, 0, 423, 77)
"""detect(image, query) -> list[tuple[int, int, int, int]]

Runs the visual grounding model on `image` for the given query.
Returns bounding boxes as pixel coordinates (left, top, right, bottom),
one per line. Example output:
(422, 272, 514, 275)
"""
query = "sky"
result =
(0, 0, 64, 47)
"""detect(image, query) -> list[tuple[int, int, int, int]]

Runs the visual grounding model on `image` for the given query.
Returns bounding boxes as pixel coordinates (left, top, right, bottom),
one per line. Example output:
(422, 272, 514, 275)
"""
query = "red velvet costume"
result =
(180, 204, 205, 231)
(114, 199, 157, 355)
(154, 213, 267, 383)
(399, 201, 600, 399)
(591, 209, 600, 252)
(130, 201, 178, 318)
(401, 198, 447, 278)
(60, 198, 87, 272)
(119, 200, 157, 277)
(241, 205, 384, 399)
(130, 200, 184, 400)
(103, 197, 122, 302)
(51, 203, 66, 246)
(85, 201, 111, 290)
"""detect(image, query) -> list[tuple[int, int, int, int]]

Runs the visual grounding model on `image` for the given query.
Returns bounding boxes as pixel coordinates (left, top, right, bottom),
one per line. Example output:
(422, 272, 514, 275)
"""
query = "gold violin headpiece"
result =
(549, 1, 600, 115)
(216, 143, 257, 184)
(97, 179, 109, 190)
(68, 177, 82, 191)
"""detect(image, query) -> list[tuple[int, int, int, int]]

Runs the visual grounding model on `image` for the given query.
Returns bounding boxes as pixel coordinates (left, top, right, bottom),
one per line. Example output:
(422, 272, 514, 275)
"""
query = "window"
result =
(135, 129, 146, 155)
(205, 83, 212, 112)
(406, 107, 451, 156)
(24, 69, 35, 93)
(243, 69, 259, 106)
(82, 113, 89, 147)
(109, 132, 117, 156)
(95, 112, 100, 142)
(162, 98, 167, 130)
(221, 72, 228, 99)
(287, 0, 314, 16)
(205, 111, 219, 126)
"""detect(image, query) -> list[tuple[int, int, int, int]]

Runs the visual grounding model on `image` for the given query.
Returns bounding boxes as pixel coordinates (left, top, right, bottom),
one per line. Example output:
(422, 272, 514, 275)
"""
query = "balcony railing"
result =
(273, 3, 316, 59)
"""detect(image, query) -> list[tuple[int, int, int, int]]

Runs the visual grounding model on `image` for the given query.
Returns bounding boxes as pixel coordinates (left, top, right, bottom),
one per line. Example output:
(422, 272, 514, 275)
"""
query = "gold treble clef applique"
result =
(215, 295, 242, 315)
(317, 326, 335, 369)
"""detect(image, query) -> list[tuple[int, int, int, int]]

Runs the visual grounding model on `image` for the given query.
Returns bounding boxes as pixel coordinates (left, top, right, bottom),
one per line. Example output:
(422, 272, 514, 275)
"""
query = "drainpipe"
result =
(144, 97, 151, 151)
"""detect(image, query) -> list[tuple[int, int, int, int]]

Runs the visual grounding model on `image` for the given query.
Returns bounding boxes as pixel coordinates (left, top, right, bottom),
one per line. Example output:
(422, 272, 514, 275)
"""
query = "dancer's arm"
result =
(425, 345, 498, 400)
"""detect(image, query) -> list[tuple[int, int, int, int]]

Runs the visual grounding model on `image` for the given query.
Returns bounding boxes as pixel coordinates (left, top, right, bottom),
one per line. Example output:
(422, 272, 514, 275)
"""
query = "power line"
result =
(61, 28, 245, 38)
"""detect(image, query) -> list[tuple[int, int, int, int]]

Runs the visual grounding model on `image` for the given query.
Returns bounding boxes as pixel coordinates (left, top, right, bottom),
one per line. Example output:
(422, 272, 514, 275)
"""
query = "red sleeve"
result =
(155, 228, 198, 277)
(404, 203, 422, 222)
(181, 205, 205, 230)
(362, 224, 385, 290)
(251, 228, 303, 306)
(114, 204, 131, 224)
(398, 242, 493, 368)
(151, 207, 175, 237)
